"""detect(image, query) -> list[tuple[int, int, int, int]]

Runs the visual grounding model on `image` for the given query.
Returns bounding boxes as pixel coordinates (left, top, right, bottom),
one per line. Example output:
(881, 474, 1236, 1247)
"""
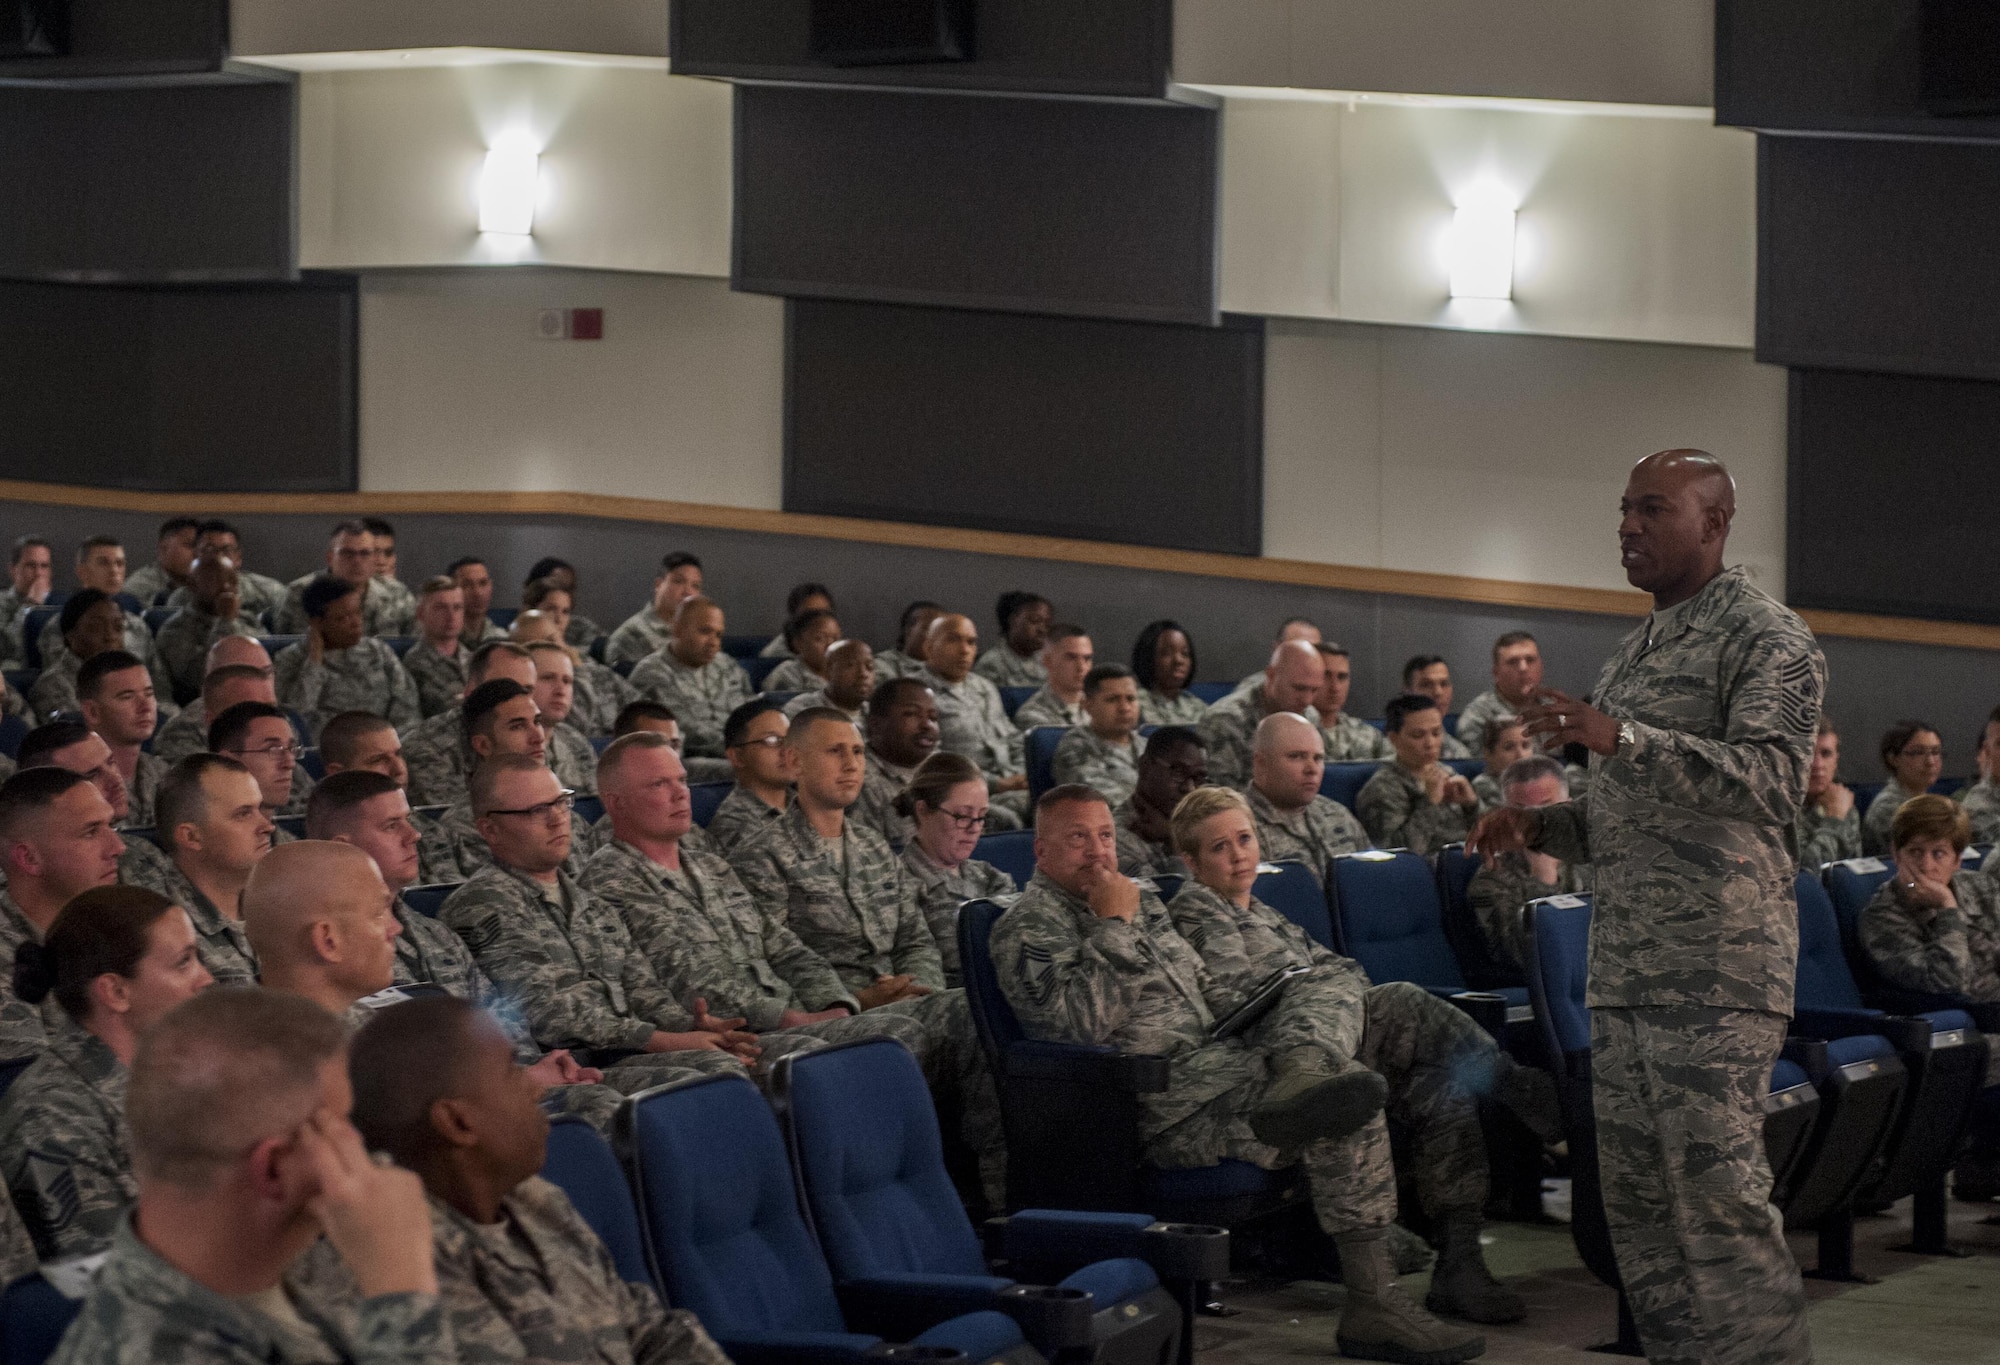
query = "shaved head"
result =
(1633, 449, 1736, 519)
(1620, 448, 1737, 605)
(1254, 710, 1320, 758)
(1261, 639, 1325, 715)
(205, 634, 271, 676)
(242, 840, 397, 1002)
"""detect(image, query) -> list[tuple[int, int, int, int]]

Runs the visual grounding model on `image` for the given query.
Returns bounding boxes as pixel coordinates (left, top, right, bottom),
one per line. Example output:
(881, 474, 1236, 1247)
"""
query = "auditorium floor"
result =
(1192, 1192, 2000, 1363)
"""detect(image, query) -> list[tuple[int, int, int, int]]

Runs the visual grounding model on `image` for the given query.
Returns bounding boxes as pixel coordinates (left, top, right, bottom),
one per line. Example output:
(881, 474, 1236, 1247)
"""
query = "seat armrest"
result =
(989, 1211, 1231, 1283)
(1003, 1041, 1169, 1093)
(1790, 1007, 1887, 1040)
(717, 1330, 900, 1365)
(1438, 990, 1507, 1039)
(838, 1276, 1093, 1355)
(1780, 1036, 1831, 1083)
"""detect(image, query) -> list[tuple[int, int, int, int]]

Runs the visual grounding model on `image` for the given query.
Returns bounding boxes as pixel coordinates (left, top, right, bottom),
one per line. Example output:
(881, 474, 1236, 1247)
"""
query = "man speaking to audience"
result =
(1470, 450, 1823, 1365)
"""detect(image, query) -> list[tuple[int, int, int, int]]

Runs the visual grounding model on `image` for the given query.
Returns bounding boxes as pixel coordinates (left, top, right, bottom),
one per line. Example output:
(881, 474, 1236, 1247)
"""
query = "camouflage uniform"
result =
(400, 707, 468, 808)
(1960, 778, 2000, 847)
(27, 653, 82, 721)
(1248, 785, 1369, 879)
(1467, 853, 1588, 978)
(900, 842, 1016, 986)
(35, 611, 176, 708)
(154, 608, 262, 703)
(1454, 690, 1520, 761)
(547, 723, 598, 795)
(274, 574, 413, 637)
(1862, 777, 1924, 857)
(400, 640, 468, 719)
(625, 651, 752, 758)
(782, 689, 866, 726)
(120, 563, 178, 608)
(1114, 798, 1186, 879)
(375, 578, 417, 632)
(164, 568, 290, 623)
(1051, 728, 1145, 807)
(726, 807, 1006, 1196)
(604, 608, 674, 667)
(1794, 801, 1861, 869)
(274, 638, 421, 741)
(1470, 772, 1505, 817)
(1167, 879, 1509, 1224)
(975, 645, 1046, 689)
(416, 802, 593, 886)
(0, 890, 51, 1063)
(1139, 688, 1207, 728)
(571, 658, 638, 739)
(150, 699, 210, 767)
(135, 861, 259, 987)
(1860, 872, 2000, 1003)
(1321, 712, 1395, 763)
(0, 588, 45, 666)
(438, 866, 750, 1095)
(460, 616, 507, 650)
(1356, 763, 1477, 855)
(125, 751, 168, 829)
(1438, 730, 1472, 761)
(704, 786, 788, 857)
(0, 1019, 133, 1258)
(761, 657, 825, 696)
(853, 750, 916, 851)
(1524, 565, 1821, 1365)
(921, 668, 1025, 785)
(419, 1179, 731, 1365)
(1197, 690, 1315, 793)
(1012, 687, 1085, 731)
(50, 1213, 455, 1365)
(872, 649, 928, 684)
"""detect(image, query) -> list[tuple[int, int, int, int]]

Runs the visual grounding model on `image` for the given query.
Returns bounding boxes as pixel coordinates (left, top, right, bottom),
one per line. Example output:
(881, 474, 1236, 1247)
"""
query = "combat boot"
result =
(1249, 1048, 1387, 1151)
(1334, 1227, 1486, 1364)
(1423, 1211, 1525, 1325)
(1493, 1058, 1562, 1144)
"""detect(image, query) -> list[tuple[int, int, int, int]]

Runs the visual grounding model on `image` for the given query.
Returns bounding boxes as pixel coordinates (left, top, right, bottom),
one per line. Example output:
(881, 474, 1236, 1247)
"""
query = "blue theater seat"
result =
(488, 607, 519, 630)
(1317, 762, 1379, 814)
(744, 656, 784, 690)
(0, 715, 26, 761)
(619, 1072, 1039, 1365)
(1250, 861, 1333, 951)
(1184, 682, 1231, 706)
(0, 1274, 81, 1365)
(383, 636, 416, 658)
(19, 608, 57, 670)
(142, 607, 174, 635)
(401, 883, 462, 919)
(273, 815, 306, 841)
(956, 898, 1303, 1229)
(721, 634, 767, 661)
(298, 747, 325, 782)
(999, 687, 1037, 720)
(776, 1039, 1194, 1365)
(690, 781, 732, 828)
(1023, 728, 1066, 808)
(573, 794, 605, 828)
(1434, 843, 1520, 991)
(540, 1116, 654, 1287)
(974, 830, 1036, 891)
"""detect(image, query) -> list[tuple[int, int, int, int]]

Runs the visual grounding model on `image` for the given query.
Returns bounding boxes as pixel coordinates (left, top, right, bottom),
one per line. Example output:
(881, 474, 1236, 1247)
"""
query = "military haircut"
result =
(208, 699, 287, 754)
(318, 710, 395, 770)
(1130, 619, 1197, 691)
(360, 517, 395, 541)
(304, 769, 402, 840)
(58, 588, 112, 638)
(1036, 782, 1111, 824)
(1138, 726, 1204, 768)
(348, 995, 490, 1166)
(1383, 692, 1439, 734)
(1499, 754, 1565, 794)
(469, 752, 550, 818)
(76, 533, 121, 561)
(867, 677, 933, 727)
(660, 550, 702, 574)
(1046, 622, 1088, 647)
(418, 574, 457, 601)
(1083, 663, 1133, 698)
(201, 662, 271, 702)
(0, 767, 90, 846)
(1314, 641, 1351, 662)
(786, 706, 855, 748)
(468, 640, 533, 687)
(1275, 616, 1318, 638)
(155, 753, 251, 843)
(76, 648, 146, 701)
(1401, 654, 1447, 687)
(446, 555, 486, 576)
(300, 572, 359, 620)
(18, 884, 177, 1023)
(194, 518, 238, 541)
(1491, 630, 1537, 661)
(462, 679, 532, 743)
(127, 988, 347, 1188)
(723, 695, 785, 750)
(613, 700, 677, 736)
(328, 518, 370, 542)
(1169, 784, 1252, 857)
(9, 535, 48, 566)
(898, 599, 941, 636)
(995, 590, 1049, 635)
(595, 729, 674, 791)
(1890, 793, 1969, 853)
(15, 719, 93, 770)
(156, 516, 200, 542)
(1879, 719, 1939, 770)
(525, 556, 572, 585)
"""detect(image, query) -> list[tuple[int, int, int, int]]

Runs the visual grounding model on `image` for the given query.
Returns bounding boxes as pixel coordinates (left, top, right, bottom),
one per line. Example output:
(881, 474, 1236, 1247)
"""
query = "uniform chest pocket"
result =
(1608, 665, 1723, 737)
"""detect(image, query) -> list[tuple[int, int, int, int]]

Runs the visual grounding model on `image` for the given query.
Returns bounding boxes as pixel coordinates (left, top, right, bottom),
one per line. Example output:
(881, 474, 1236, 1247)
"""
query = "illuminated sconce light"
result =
(1447, 200, 1517, 301)
(478, 137, 541, 237)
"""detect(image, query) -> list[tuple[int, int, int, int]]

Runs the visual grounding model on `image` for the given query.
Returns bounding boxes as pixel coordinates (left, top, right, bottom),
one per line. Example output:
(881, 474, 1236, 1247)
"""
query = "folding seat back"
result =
(1792, 873, 1870, 1014)
(0, 1275, 81, 1365)
(1185, 682, 1232, 706)
(1965, 845, 1992, 873)
(1328, 851, 1465, 990)
(973, 831, 1036, 891)
(766, 692, 800, 709)
(399, 883, 462, 919)
(1023, 728, 1066, 807)
(488, 607, 520, 630)
(591, 736, 613, 755)
(690, 781, 732, 829)
(273, 815, 307, 840)
(1317, 762, 1379, 814)
(1821, 858, 1916, 1008)
(959, 899, 1028, 1073)
(20, 608, 56, 670)
(0, 714, 24, 760)
(999, 687, 1037, 719)
(721, 634, 765, 661)
(1442, 759, 1483, 782)
(384, 636, 416, 658)
(540, 1116, 653, 1287)
(573, 794, 606, 828)
(1250, 862, 1333, 951)
(299, 748, 326, 782)
(744, 656, 784, 690)
(1435, 843, 1519, 990)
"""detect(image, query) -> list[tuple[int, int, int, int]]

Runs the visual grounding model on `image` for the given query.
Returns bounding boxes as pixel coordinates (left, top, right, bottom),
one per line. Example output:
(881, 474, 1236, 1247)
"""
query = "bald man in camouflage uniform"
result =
(1197, 641, 1325, 792)
(1472, 450, 1822, 1365)
(918, 615, 1029, 827)
(1248, 714, 1370, 880)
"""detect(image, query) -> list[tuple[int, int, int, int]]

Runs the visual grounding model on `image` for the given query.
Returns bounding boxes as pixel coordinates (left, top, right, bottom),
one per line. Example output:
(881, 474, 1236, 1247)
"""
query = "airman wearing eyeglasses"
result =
(210, 699, 312, 823)
(415, 681, 586, 885)
(1863, 720, 1946, 856)
(707, 699, 793, 856)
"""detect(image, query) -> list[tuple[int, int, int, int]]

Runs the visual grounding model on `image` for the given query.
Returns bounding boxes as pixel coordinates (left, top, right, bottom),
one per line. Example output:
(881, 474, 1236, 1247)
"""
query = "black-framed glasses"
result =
(731, 734, 785, 751)
(935, 805, 987, 832)
(484, 790, 576, 821)
(228, 741, 299, 761)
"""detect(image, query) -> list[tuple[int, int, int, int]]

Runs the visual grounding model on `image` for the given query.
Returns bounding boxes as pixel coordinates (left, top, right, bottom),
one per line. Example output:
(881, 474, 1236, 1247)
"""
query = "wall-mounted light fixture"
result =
(478, 135, 541, 237)
(1446, 192, 1518, 301)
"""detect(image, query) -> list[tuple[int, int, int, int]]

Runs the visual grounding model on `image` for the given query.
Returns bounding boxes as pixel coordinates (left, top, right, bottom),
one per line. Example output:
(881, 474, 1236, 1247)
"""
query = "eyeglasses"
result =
(228, 741, 299, 760)
(935, 805, 987, 832)
(1898, 746, 1944, 759)
(732, 735, 785, 751)
(483, 790, 575, 821)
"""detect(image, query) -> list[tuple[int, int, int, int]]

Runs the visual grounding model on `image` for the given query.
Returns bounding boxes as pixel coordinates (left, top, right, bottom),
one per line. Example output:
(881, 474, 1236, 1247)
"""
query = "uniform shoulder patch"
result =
(1778, 650, 1823, 738)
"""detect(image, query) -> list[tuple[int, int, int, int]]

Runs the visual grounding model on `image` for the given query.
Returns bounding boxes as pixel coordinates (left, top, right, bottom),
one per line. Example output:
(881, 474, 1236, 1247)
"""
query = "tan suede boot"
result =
(1334, 1228, 1486, 1364)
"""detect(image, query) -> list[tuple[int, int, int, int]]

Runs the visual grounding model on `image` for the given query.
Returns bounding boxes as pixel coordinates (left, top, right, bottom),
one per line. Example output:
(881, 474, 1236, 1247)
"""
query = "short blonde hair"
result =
(1890, 793, 1970, 854)
(1170, 785, 1253, 858)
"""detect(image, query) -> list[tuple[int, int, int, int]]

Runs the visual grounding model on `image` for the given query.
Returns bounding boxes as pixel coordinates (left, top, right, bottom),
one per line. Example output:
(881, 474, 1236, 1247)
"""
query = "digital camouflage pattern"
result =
(703, 786, 787, 858)
(603, 608, 672, 668)
(399, 708, 468, 808)
(1862, 777, 1924, 858)
(1011, 687, 1084, 732)
(127, 861, 259, 987)
(1960, 778, 2000, 847)
(149, 700, 210, 767)
(0, 588, 40, 667)
(570, 658, 637, 739)
(163, 569, 290, 623)
(400, 641, 468, 719)
(0, 1021, 132, 1259)
(780, 689, 865, 726)
(27, 653, 83, 722)
(51, 1213, 455, 1365)
(1592, 1007, 1809, 1365)
(1113, 798, 1184, 880)
(760, 657, 823, 696)
(35, 612, 176, 711)
(1138, 689, 1207, 728)
(727, 802, 944, 992)
(274, 573, 413, 638)
(919, 668, 1023, 783)
(1248, 786, 1369, 880)
(1527, 566, 1824, 1014)
(1860, 871, 2000, 1003)
(273, 637, 420, 741)
(851, 751, 915, 852)
(899, 842, 1016, 987)
(125, 752, 169, 830)
(1453, 690, 1517, 761)
(414, 801, 594, 886)
(1051, 728, 1146, 808)
(1320, 713, 1394, 764)
(625, 651, 751, 758)
(1355, 763, 1477, 856)
(1466, 852, 1589, 978)
(1197, 691, 1314, 793)
(154, 609, 263, 703)
(546, 724, 597, 796)
(975, 645, 1045, 690)
(0, 893, 51, 1065)
(871, 649, 927, 685)
(1794, 802, 1861, 869)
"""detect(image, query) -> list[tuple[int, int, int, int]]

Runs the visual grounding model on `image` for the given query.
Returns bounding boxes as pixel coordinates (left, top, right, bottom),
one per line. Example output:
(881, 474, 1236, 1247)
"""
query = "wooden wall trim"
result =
(2, 479, 1994, 652)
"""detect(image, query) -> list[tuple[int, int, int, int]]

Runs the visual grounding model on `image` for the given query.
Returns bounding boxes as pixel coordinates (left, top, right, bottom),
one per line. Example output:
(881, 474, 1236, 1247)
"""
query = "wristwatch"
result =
(1616, 721, 1637, 758)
